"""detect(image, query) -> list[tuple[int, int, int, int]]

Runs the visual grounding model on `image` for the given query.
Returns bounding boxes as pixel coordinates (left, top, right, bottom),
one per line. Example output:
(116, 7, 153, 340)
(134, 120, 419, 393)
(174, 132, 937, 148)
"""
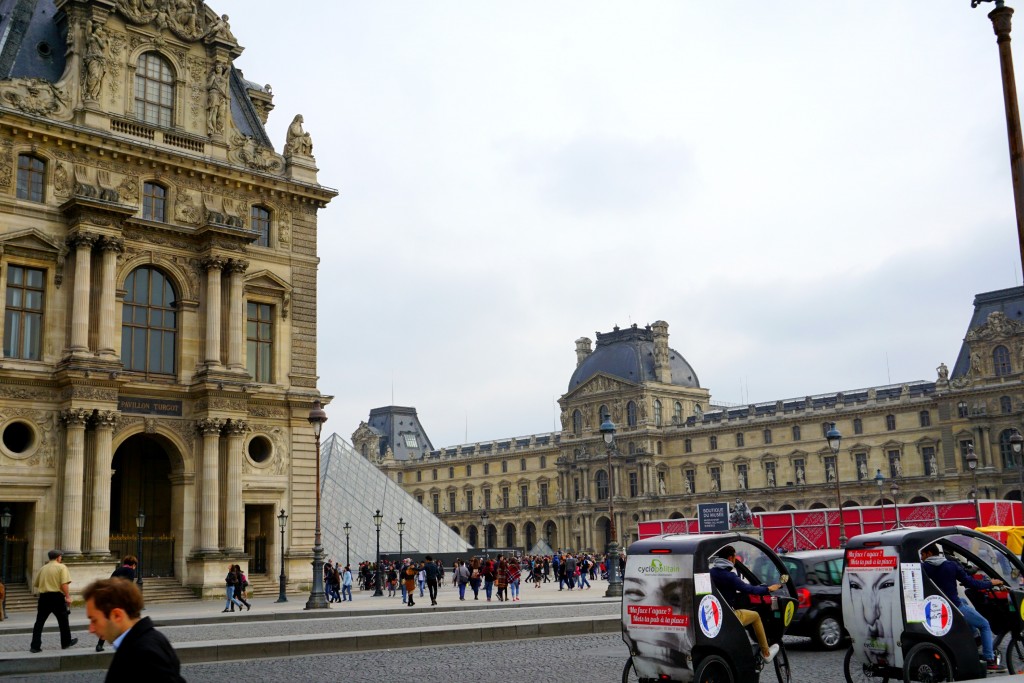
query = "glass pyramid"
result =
(319, 433, 470, 564)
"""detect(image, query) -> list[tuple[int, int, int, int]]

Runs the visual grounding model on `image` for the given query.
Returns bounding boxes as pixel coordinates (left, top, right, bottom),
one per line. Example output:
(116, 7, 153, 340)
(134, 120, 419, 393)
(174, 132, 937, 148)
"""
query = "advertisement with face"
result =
(622, 554, 695, 681)
(842, 547, 901, 670)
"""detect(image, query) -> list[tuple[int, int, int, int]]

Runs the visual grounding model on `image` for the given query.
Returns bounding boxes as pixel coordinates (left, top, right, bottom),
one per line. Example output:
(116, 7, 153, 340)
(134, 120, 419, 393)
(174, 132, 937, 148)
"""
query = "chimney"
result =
(575, 337, 593, 367)
(652, 320, 671, 383)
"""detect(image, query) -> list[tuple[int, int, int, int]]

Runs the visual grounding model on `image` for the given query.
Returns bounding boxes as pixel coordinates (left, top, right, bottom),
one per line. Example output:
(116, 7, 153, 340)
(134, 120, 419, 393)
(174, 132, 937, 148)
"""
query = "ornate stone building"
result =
(358, 288, 1024, 554)
(0, 0, 334, 595)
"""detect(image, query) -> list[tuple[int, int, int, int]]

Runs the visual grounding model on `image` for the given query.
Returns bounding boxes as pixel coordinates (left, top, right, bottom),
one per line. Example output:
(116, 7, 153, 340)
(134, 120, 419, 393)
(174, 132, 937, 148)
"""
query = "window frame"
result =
(142, 181, 167, 222)
(16, 154, 45, 202)
(3, 264, 45, 361)
(251, 205, 271, 247)
(134, 52, 175, 128)
(121, 266, 177, 377)
(994, 345, 1013, 377)
(246, 300, 274, 383)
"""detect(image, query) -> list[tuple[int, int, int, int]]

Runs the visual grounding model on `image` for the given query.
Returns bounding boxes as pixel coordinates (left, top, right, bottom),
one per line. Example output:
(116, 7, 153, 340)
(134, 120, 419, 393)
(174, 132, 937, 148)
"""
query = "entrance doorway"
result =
(110, 434, 174, 577)
(0, 501, 33, 583)
(244, 505, 275, 575)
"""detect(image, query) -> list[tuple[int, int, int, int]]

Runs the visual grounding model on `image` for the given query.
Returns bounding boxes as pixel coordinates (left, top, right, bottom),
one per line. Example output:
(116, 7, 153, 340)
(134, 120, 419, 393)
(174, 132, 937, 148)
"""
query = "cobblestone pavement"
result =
(6, 634, 847, 682)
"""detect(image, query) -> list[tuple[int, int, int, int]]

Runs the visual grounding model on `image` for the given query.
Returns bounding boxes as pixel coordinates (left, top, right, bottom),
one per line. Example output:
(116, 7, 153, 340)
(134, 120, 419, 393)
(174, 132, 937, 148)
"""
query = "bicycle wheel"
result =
(622, 658, 639, 683)
(902, 642, 953, 683)
(773, 644, 791, 683)
(844, 647, 889, 683)
(1007, 633, 1024, 674)
(694, 654, 735, 683)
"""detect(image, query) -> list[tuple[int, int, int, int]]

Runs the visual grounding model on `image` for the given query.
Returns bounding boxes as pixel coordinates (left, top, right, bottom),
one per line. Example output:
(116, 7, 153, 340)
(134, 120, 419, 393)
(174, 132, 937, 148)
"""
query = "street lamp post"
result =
(305, 400, 329, 610)
(372, 509, 384, 597)
(1, 507, 11, 615)
(826, 423, 847, 547)
(397, 518, 405, 557)
(600, 418, 623, 598)
(966, 443, 982, 527)
(974, 0, 1024, 276)
(480, 511, 489, 558)
(276, 508, 288, 603)
(1012, 430, 1024, 530)
(874, 469, 886, 530)
(343, 522, 351, 569)
(891, 482, 902, 528)
(135, 508, 145, 590)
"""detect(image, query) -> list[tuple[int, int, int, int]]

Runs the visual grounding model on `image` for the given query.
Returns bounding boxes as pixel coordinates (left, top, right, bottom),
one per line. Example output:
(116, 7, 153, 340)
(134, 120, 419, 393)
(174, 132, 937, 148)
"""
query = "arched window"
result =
(957, 401, 968, 418)
(121, 267, 176, 375)
(994, 345, 1013, 376)
(1000, 429, 1020, 469)
(595, 469, 609, 500)
(251, 205, 271, 247)
(135, 52, 175, 127)
(142, 182, 166, 222)
(16, 154, 45, 202)
(599, 404, 610, 424)
(505, 524, 515, 548)
(1001, 396, 1014, 415)
(627, 401, 638, 427)
(674, 401, 683, 424)
(653, 399, 662, 426)
(572, 409, 582, 436)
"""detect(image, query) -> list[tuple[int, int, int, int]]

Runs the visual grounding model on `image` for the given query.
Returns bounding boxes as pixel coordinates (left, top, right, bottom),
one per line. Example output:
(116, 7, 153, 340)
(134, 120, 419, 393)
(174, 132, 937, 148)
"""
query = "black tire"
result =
(621, 658, 639, 683)
(812, 612, 845, 650)
(902, 642, 953, 683)
(773, 644, 792, 683)
(844, 646, 889, 683)
(1008, 634, 1024, 674)
(694, 654, 735, 683)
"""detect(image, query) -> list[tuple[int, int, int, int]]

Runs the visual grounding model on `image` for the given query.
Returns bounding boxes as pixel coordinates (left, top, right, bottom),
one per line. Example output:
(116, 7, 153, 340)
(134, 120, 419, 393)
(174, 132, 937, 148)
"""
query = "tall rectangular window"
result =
(684, 438, 692, 454)
(142, 182, 166, 221)
(922, 446, 936, 476)
(448, 466, 454, 479)
(4, 266, 44, 360)
(573, 478, 580, 501)
(16, 155, 45, 202)
(855, 452, 868, 480)
(432, 493, 440, 514)
(539, 483, 548, 506)
(685, 469, 696, 493)
(251, 206, 271, 247)
(448, 491, 456, 512)
(484, 489, 491, 510)
(520, 484, 529, 507)
(432, 468, 438, 480)
(824, 455, 836, 483)
(466, 490, 473, 511)
(629, 471, 639, 497)
(246, 302, 273, 382)
(763, 429, 772, 445)
(502, 487, 509, 509)
(710, 467, 721, 491)
(765, 462, 776, 488)
(501, 460, 508, 473)
(888, 450, 902, 478)
(483, 463, 489, 475)
(416, 470, 422, 482)
(466, 464, 472, 476)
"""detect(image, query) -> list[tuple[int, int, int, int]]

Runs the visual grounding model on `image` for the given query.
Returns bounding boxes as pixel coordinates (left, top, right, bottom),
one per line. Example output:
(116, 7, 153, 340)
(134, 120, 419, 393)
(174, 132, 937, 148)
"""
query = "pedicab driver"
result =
(710, 545, 782, 663)
(919, 544, 1004, 672)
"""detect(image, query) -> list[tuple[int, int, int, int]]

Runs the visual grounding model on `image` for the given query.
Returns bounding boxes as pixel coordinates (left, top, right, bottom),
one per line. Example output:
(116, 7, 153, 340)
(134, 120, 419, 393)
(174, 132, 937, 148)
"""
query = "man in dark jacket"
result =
(920, 544, 1004, 671)
(83, 578, 184, 683)
(709, 545, 781, 663)
(424, 555, 440, 606)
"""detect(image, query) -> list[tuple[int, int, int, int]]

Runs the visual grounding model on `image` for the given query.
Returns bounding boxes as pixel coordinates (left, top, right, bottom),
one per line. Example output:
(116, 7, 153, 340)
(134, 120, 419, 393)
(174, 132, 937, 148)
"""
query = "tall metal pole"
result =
(875, 470, 886, 530)
(826, 423, 846, 547)
(135, 508, 144, 590)
(305, 401, 329, 610)
(600, 419, 622, 598)
(480, 511, 488, 558)
(976, 0, 1024, 276)
(276, 508, 288, 603)
(966, 444, 981, 527)
(343, 522, 351, 569)
(373, 510, 384, 597)
(891, 483, 902, 528)
(1, 507, 10, 617)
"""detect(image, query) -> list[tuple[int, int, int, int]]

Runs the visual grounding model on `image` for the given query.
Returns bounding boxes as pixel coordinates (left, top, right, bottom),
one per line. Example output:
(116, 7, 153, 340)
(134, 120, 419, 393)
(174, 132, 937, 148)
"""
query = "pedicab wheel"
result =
(843, 647, 889, 683)
(773, 643, 791, 683)
(621, 658, 639, 683)
(1007, 633, 1024, 674)
(902, 642, 953, 683)
(694, 654, 735, 683)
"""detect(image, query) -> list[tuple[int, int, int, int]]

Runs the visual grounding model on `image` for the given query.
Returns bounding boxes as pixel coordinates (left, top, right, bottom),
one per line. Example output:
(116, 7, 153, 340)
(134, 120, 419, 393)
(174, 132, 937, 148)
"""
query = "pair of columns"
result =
(197, 418, 250, 554)
(59, 408, 119, 556)
(67, 233, 122, 358)
(200, 257, 248, 371)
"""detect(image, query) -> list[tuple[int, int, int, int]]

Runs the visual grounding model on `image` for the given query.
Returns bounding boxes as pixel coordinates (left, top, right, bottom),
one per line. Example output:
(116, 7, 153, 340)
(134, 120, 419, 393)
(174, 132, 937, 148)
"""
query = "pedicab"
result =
(621, 532, 798, 683)
(842, 526, 1024, 683)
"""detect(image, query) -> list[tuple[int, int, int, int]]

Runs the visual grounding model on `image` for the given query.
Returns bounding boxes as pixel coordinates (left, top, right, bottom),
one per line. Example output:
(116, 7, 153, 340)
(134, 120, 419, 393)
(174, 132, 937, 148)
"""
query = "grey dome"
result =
(568, 324, 700, 390)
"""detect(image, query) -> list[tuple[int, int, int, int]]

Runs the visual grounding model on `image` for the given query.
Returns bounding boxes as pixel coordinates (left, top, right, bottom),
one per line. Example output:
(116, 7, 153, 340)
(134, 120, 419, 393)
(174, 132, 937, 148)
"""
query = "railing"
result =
(245, 535, 267, 574)
(109, 535, 175, 577)
(162, 131, 205, 154)
(1, 538, 28, 583)
(110, 118, 156, 141)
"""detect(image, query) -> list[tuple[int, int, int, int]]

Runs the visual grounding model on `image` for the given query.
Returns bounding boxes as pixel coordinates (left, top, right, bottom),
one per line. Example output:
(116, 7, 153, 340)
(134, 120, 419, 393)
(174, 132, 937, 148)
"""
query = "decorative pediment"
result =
(229, 132, 283, 172)
(563, 372, 639, 403)
(0, 229, 67, 287)
(966, 311, 1024, 342)
(113, 1, 241, 50)
(244, 269, 292, 318)
(0, 78, 72, 120)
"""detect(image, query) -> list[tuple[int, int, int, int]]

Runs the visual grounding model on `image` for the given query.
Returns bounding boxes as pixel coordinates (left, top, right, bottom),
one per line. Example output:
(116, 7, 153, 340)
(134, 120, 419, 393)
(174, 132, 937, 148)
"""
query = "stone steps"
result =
(1, 584, 33, 615)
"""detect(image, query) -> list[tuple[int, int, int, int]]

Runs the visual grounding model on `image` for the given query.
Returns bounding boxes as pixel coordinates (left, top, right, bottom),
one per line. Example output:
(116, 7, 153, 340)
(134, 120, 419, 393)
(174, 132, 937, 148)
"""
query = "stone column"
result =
(224, 420, 249, 552)
(60, 408, 91, 556)
(225, 259, 248, 371)
(202, 258, 225, 368)
(197, 419, 224, 552)
(89, 411, 119, 554)
(96, 238, 124, 358)
(67, 234, 97, 352)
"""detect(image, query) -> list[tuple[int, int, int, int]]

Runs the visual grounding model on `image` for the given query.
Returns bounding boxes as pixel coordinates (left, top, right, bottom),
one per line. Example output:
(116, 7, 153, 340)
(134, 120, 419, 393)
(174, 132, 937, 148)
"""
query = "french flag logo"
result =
(698, 595, 723, 638)
(923, 596, 953, 636)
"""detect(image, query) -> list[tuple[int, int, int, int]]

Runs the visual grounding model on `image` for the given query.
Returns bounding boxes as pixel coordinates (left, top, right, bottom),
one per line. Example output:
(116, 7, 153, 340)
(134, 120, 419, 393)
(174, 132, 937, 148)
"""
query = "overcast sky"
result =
(221, 1, 1022, 448)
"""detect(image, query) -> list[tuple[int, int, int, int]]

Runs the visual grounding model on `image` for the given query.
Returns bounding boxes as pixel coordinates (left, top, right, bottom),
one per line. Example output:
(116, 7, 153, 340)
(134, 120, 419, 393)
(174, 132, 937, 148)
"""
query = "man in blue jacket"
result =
(709, 545, 782, 663)
(920, 544, 1004, 671)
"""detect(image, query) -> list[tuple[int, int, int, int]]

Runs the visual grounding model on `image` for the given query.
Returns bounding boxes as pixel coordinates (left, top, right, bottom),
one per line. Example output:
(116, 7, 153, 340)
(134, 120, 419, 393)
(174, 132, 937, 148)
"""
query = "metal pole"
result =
(373, 521, 383, 597)
(305, 427, 328, 609)
(136, 510, 144, 590)
(973, 469, 983, 527)
(345, 531, 350, 569)
(1, 528, 7, 616)
(605, 439, 622, 598)
(276, 510, 288, 603)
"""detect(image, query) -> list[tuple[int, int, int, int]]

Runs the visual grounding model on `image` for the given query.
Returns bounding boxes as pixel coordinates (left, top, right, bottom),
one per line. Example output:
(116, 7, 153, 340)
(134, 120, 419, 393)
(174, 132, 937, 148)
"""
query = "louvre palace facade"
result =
(356, 288, 1024, 554)
(0, 0, 334, 595)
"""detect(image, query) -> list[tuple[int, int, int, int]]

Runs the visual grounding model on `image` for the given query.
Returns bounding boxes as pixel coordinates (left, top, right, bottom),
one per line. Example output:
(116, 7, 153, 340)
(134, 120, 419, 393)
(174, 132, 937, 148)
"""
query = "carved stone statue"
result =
(204, 13, 236, 44)
(729, 499, 753, 528)
(83, 21, 109, 102)
(826, 463, 835, 483)
(685, 477, 692, 494)
(971, 351, 983, 377)
(207, 62, 229, 134)
(929, 453, 937, 477)
(766, 468, 776, 487)
(710, 476, 719, 492)
(937, 362, 949, 382)
(893, 458, 902, 478)
(858, 461, 868, 480)
(738, 469, 747, 490)
(285, 114, 314, 157)
(796, 465, 805, 485)
(658, 477, 666, 495)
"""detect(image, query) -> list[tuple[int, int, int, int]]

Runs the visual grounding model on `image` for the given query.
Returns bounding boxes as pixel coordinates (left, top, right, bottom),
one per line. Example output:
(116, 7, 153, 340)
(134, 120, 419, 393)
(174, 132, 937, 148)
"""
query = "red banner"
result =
(626, 604, 691, 629)
(845, 548, 897, 569)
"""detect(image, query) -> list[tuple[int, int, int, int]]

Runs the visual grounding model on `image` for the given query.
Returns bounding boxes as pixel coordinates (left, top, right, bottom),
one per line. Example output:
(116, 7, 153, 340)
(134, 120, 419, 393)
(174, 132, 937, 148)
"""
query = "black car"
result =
(779, 549, 846, 650)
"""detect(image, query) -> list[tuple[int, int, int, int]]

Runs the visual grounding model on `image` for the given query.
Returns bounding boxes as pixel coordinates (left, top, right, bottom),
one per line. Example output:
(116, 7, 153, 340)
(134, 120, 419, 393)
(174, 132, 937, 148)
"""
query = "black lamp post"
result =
(600, 418, 623, 598)
(343, 522, 351, 569)
(1, 506, 11, 615)
(890, 481, 901, 528)
(397, 517, 405, 557)
(1012, 429, 1024, 530)
(373, 509, 384, 597)
(966, 443, 981, 527)
(276, 508, 288, 603)
(305, 400, 329, 610)
(874, 469, 886, 529)
(480, 510, 489, 558)
(825, 422, 846, 547)
(135, 508, 145, 589)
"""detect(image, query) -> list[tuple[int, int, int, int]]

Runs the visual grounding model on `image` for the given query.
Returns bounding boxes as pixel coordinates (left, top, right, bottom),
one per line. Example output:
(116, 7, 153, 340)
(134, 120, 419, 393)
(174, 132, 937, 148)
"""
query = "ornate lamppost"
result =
(397, 517, 405, 557)
(480, 510, 489, 558)
(135, 508, 145, 590)
(890, 481, 901, 528)
(372, 509, 384, 597)
(343, 522, 351, 569)
(305, 400, 329, 610)
(600, 418, 623, 598)
(1012, 429, 1024, 530)
(966, 443, 982, 527)
(874, 469, 886, 529)
(1, 506, 11, 615)
(276, 508, 288, 603)
(825, 423, 847, 547)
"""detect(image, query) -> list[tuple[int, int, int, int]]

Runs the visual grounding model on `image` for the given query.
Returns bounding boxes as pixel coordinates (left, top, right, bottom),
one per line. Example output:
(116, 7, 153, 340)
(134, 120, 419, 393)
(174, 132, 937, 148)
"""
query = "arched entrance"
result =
(596, 515, 612, 551)
(524, 522, 536, 550)
(110, 433, 175, 578)
(544, 520, 558, 550)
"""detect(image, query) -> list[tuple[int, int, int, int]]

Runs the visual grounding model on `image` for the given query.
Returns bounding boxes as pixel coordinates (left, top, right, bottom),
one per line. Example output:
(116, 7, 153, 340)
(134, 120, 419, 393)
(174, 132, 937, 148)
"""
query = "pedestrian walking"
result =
(84, 578, 185, 682)
(341, 565, 353, 601)
(424, 555, 440, 606)
(456, 559, 470, 600)
(387, 563, 398, 597)
(403, 560, 417, 607)
(495, 557, 509, 602)
(417, 565, 426, 597)
(96, 556, 137, 652)
(509, 557, 522, 601)
(222, 564, 245, 613)
(469, 557, 482, 600)
(29, 549, 76, 653)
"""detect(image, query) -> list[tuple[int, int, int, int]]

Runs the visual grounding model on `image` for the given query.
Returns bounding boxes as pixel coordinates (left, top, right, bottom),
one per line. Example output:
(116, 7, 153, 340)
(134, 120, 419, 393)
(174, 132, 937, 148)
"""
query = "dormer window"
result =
(135, 52, 175, 127)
